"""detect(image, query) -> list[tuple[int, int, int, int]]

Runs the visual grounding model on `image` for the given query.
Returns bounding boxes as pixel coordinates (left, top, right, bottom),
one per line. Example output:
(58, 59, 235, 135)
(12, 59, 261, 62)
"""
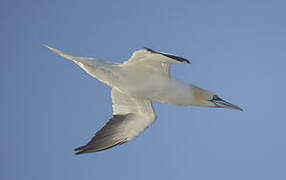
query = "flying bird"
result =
(46, 46, 243, 155)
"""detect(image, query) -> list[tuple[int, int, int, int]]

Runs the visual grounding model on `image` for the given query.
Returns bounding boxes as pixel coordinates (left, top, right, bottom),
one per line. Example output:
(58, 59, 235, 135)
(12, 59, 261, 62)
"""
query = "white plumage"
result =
(47, 46, 242, 155)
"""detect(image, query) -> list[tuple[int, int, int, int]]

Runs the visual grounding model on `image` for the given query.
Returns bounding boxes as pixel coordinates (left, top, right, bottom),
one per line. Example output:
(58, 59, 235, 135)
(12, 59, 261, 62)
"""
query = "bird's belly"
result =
(93, 66, 192, 106)
(116, 75, 192, 106)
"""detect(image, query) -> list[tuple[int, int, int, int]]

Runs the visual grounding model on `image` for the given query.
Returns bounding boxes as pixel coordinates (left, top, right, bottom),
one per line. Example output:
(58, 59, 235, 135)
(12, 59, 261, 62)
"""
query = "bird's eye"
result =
(209, 95, 222, 101)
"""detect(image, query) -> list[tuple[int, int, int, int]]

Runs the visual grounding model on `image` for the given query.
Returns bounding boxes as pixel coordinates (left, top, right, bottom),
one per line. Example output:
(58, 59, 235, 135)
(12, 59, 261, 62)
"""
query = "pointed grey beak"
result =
(210, 95, 243, 111)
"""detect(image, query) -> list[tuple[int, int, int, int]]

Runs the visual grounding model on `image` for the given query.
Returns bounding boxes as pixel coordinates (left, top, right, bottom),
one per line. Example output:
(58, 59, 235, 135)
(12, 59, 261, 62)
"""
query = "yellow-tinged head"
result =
(190, 85, 243, 111)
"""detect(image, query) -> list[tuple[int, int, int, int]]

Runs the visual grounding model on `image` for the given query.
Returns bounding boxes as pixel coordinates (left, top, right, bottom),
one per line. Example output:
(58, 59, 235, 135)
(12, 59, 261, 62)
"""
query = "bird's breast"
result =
(115, 72, 192, 106)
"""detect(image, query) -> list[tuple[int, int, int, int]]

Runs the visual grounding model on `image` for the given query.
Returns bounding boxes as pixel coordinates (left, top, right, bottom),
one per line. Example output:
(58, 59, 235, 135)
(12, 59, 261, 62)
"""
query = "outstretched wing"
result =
(74, 89, 157, 155)
(122, 47, 190, 78)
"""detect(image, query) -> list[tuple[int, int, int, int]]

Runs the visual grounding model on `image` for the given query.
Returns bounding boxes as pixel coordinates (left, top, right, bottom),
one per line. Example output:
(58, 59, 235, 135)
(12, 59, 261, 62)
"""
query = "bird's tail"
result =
(45, 45, 78, 62)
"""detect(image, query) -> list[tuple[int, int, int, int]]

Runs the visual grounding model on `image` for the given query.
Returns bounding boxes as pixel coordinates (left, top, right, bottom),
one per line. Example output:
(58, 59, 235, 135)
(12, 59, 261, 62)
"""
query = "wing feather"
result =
(121, 48, 190, 78)
(74, 89, 156, 155)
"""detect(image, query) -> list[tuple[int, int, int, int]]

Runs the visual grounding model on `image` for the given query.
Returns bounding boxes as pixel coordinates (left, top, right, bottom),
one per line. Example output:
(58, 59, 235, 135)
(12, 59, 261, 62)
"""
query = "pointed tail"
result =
(45, 45, 78, 62)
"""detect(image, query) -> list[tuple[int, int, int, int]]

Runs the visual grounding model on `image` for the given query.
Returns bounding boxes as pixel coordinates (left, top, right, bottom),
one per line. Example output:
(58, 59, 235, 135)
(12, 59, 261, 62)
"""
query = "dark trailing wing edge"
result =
(143, 47, 191, 64)
(74, 114, 131, 155)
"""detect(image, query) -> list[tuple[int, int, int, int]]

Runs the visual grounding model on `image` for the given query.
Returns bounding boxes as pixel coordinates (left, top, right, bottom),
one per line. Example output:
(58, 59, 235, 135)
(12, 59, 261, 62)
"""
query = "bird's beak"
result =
(210, 95, 243, 111)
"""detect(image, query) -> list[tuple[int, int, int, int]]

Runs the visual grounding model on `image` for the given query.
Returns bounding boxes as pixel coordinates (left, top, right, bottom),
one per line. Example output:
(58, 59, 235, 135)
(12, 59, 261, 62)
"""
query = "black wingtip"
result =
(143, 47, 191, 64)
(184, 59, 191, 64)
(74, 143, 90, 155)
(74, 145, 86, 151)
(74, 145, 91, 155)
(74, 140, 127, 155)
(75, 150, 86, 155)
(143, 47, 156, 53)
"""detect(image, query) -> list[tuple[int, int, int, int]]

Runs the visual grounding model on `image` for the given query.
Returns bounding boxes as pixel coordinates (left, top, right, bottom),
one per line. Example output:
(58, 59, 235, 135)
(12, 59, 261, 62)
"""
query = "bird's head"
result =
(190, 85, 243, 111)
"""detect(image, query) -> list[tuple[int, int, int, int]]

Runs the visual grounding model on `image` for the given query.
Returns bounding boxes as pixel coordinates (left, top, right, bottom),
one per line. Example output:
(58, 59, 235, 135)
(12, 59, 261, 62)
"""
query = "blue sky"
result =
(1, 0, 286, 179)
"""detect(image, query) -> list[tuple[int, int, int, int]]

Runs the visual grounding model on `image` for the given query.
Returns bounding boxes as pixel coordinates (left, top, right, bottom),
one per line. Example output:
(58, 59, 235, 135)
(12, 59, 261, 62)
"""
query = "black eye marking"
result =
(209, 95, 223, 101)
(143, 47, 190, 64)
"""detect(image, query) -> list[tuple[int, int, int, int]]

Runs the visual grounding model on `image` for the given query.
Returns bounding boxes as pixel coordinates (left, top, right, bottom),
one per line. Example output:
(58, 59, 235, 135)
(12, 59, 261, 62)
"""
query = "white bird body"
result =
(75, 57, 195, 106)
(47, 46, 242, 154)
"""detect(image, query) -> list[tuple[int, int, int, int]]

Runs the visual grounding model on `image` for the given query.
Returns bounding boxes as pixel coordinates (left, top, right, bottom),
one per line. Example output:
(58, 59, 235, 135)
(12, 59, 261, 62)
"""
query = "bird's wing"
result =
(74, 88, 156, 155)
(122, 48, 190, 78)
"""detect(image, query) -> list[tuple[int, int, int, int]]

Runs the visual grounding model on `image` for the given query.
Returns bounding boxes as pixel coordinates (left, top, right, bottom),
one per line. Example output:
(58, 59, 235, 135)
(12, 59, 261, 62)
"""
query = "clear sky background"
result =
(1, 0, 286, 179)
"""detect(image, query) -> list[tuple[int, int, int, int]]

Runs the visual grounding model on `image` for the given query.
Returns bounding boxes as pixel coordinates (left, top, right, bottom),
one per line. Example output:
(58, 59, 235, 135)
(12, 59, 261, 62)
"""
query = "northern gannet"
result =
(46, 46, 243, 155)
